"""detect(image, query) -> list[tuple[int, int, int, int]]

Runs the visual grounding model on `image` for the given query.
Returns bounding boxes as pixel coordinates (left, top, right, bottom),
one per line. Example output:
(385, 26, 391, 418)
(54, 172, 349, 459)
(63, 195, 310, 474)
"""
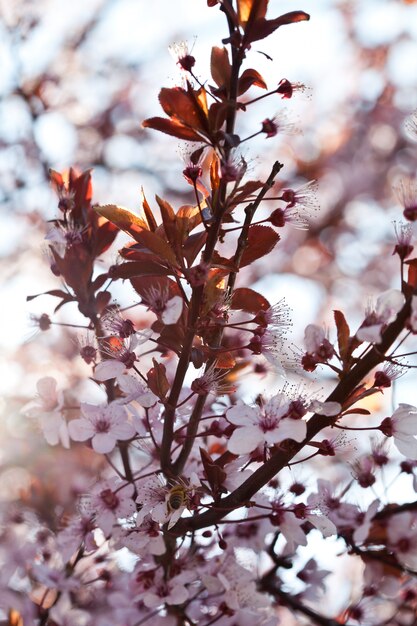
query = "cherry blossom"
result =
(387, 512, 417, 570)
(394, 177, 417, 222)
(23, 376, 70, 448)
(81, 477, 136, 536)
(94, 334, 141, 381)
(356, 289, 405, 343)
(115, 515, 166, 556)
(226, 393, 307, 455)
(68, 402, 135, 453)
(116, 373, 158, 407)
(301, 324, 335, 370)
(269, 180, 319, 229)
(141, 285, 183, 325)
(379, 404, 417, 458)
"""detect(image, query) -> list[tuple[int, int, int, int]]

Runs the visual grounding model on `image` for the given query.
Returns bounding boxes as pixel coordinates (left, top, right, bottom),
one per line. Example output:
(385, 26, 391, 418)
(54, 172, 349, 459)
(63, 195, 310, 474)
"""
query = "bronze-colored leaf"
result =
(334, 310, 350, 364)
(237, 0, 268, 24)
(142, 116, 205, 142)
(240, 225, 280, 267)
(141, 188, 158, 232)
(237, 68, 267, 95)
(147, 359, 170, 399)
(210, 46, 231, 88)
(110, 261, 170, 279)
(231, 287, 271, 313)
(158, 87, 209, 133)
(94, 204, 149, 239)
(246, 10, 310, 43)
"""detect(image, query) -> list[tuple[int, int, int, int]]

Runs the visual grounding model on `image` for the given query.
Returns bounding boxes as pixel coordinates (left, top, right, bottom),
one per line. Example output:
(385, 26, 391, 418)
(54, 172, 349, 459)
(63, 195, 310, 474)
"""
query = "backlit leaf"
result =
(142, 116, 205, 142)
(237, 68, 267, 95)
(211, 46, 231, 88)
(231, 287, 271, 313)
(240, 225, 280, 267)
(94, 204, 149, 238)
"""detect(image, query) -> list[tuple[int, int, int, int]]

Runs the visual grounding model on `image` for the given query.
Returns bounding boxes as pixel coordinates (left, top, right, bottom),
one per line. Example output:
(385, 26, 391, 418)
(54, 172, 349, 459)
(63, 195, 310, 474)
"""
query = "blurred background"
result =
(2, 0, 417, 391)
(1, 1, 417, 616)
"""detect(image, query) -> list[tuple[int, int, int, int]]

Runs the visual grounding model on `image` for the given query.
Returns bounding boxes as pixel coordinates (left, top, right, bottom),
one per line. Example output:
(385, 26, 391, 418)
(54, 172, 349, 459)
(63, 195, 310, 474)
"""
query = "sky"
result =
(1, 0, 417, 399)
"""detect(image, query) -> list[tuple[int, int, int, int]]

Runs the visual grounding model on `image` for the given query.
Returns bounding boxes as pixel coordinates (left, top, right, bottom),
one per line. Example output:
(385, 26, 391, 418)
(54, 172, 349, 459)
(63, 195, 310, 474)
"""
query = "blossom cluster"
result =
(4, 2, 417, 625)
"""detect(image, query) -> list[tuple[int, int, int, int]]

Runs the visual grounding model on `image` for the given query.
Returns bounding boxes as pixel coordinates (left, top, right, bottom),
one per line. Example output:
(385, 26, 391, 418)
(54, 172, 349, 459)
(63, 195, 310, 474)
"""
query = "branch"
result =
(172, 297, 411, 533)
(260, 575, 345, 626)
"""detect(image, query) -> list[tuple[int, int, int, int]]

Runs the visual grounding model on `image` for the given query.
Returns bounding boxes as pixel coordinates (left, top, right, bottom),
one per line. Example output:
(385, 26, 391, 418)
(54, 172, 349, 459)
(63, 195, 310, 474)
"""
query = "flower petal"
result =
(112, 422, 136, 440)
(92, 433, 117, 454)
(228, 426, 263, 454)
(161, 296, 183, 325)
(68, 418, 95, 442)
(94, 360, 126, 381)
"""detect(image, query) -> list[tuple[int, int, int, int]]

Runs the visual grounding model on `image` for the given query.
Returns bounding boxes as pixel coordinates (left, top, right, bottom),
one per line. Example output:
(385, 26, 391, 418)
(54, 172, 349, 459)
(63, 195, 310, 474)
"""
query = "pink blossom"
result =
(49, 594, 90, 626)
(387, 512, 417, 570)
(202, 559, 270, 613)
(141, 285, 183, 325)
(379, 404, 417, 458)
(82, 477, 136, 536)
(302, 324, 335, 371)
(142, 569, 195, 608)
(356, 289, 405, 343)
(270, 180, 318, 229)
(393, 177, 417, 222)
(353, 500, 380, 544)
(101, 308, 136, 338)
(136, 474, 200, 530)
(23, 377, 69, 448)
(117, 373, 158, 407)
(68, 402, 135, 453)
(226, 393, 307, 455)
(297, 558, 331, 596)
(115, 516, 166, 556)
(94, 335, 140, 381)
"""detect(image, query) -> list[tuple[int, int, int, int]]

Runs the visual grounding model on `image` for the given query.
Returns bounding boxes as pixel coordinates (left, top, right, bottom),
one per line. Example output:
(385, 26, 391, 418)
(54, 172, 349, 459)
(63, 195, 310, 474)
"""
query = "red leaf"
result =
(94, 205, 149, 239)
(208, 101, 229, 133)
(210, 46, 231, 88)
(69, 168, 93, 220)
(183, 231, 208, 266)
(155, 195, 183, 264)
(200, 448, 227, 494)
(147, 359, 170, 399)
(133, 230, 178, 266)
(27, 289, 70, 302)
(334, 310, 350, 363)
(91, 273, 109, 292)
(142, 117, 205, 142)
(93, 220, 119, 257)
(111, 261, 170, 279)
(95, 290, 112, 315)
(158, 86, 209, 134)
(231, 288, 271, 313)
(229, 180, 264, 209)
(405, 258, 417, 288)
(237, 68, 267, 95)
(240, 225, 280, 267)
(141, 188, 158, 232)
(246, 11, 310, 43)
(49, 168, 64, 192)
(237, 0, 268, 24)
